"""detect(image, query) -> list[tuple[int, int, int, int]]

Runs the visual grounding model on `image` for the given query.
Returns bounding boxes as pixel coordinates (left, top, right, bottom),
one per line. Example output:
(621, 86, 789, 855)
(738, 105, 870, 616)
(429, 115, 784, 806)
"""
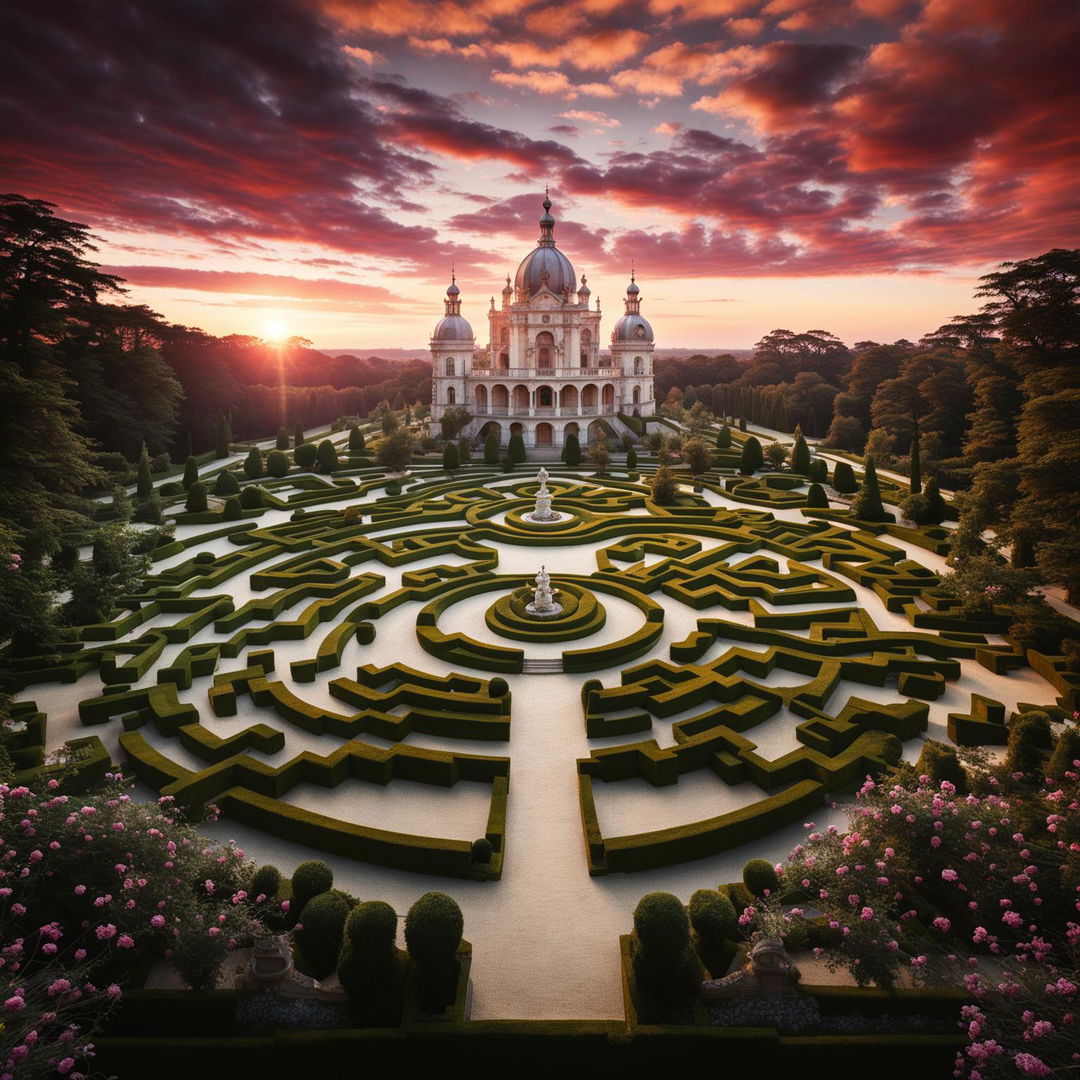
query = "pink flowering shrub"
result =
(0, 775, 284, 1071)
(770, 748, 1080, 1078)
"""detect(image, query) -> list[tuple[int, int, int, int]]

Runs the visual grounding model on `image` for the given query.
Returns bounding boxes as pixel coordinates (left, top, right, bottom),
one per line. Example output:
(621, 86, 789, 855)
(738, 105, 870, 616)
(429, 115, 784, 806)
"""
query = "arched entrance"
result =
(536, 385, 554, 413)
(479, 421, 502, 443)
(512, 384, 530, 411)
(492, 384, 509, 412)
(475, 384, 488, 412)
(535, 422, 554, 447)
(560, 385, 579, 413)
(602, 384, 615, 411)
(587, 420, 607, 444)
(581, 383, 599, 413)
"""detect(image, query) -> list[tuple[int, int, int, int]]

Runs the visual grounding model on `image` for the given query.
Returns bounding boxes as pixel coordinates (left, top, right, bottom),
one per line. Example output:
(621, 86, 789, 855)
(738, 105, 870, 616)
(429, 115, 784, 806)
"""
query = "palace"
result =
(429, 195, 656, 452)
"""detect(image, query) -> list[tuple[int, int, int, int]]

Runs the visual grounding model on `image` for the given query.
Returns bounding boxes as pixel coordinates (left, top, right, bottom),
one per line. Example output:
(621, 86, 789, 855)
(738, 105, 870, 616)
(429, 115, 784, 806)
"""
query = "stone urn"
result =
(700, 937, 801, 1003)
(242, 934, 293, 991)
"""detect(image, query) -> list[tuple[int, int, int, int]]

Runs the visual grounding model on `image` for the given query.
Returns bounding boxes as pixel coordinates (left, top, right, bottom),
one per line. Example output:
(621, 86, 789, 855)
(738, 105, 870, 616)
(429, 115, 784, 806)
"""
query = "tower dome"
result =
(514, 194, 576, 299)
(432, 274, 473, 341)
(611, 273, 653, 342)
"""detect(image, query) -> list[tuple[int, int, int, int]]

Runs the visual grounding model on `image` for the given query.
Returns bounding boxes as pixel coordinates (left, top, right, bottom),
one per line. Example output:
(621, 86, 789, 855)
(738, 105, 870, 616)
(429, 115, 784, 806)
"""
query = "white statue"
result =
(525, 466, 563, 523)
(525, 564, 562, 618)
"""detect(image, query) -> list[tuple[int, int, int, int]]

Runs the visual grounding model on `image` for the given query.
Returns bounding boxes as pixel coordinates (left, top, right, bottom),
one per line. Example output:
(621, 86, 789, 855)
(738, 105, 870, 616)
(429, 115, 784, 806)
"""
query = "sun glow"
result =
(263, 317, 287, 342)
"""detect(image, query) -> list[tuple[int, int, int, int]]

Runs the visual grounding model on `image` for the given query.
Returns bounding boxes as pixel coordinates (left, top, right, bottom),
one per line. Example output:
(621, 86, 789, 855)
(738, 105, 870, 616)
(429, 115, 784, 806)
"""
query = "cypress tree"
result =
(805, 483, 829, 508)
(185, 481, 207, 512)
(442, 441, 459, 472)
(923, 476, 946, 524)
(136, 445, 153, 499)
(214, 469, 240, 495)
(739, 436, 763, 475)
(626, 445, 638, 471)
(182, 455, 198, 489)
(738, 417, 747, 432)
(215, 414, 231, 459)
(909, 431, 922, 494)
(484, 432, 499, 465)
(791, 428, 811, 475)
(564, 433, 582, 467)
(276, 426, 290, 450)
(809, 458, 828, 483)
(832, 461, 857, 494)
(294, 422, 305, 447)
(508, 433, 526, 463)
(457, 436, 471, 466)
(716, 424, 731, 449)
(348, 425, 365, 451)
(852, 458, 887, 521)
(244, 447, 263, 479)
(316, 439, 338, 474)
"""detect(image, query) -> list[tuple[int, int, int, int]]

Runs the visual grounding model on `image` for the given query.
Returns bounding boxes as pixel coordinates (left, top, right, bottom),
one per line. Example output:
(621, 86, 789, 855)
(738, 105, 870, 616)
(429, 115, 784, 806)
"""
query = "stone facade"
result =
(430, 195, 656, 450)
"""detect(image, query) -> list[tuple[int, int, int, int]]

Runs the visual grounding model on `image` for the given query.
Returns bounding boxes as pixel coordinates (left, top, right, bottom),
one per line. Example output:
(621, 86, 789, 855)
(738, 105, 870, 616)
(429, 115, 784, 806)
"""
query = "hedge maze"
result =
(9, 457, 1077, 884)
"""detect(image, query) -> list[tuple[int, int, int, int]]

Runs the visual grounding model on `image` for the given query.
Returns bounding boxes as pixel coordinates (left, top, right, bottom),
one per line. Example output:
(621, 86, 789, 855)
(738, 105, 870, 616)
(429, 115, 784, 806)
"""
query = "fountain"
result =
(524, 466, 565, 524)
(525, 565, 563, 619)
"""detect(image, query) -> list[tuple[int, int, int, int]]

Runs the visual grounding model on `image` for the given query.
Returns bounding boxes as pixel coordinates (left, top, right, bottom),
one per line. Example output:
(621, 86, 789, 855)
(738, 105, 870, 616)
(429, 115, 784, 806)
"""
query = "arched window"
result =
(634, 356, 644, 375)
(447, 387, 456, 405)
(445, 357, 455, 376)
(580, 328, 592, 368)
(536, 331, 554, 367)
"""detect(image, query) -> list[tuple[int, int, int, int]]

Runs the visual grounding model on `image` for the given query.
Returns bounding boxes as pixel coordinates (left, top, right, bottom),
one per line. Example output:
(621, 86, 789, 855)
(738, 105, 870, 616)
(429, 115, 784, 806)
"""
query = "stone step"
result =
(521, 659, 564, 674)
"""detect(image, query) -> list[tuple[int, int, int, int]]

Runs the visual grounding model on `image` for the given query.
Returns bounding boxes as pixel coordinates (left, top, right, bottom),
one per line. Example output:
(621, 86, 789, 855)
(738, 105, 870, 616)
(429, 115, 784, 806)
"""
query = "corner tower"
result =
(429, 274, 475, 429)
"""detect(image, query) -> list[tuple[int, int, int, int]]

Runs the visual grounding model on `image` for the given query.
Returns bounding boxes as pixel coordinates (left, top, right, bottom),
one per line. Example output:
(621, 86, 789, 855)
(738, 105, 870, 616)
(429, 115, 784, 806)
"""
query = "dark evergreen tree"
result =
(739, 436, 763, 474)
(136, 445, 153, 500)
(215, 413, 231, 459)
(484, 432, 499, 465)
(457, 436, 471, 466)
(243, 447, 263, 479)
(442, 441, 459, 472)
(185, 481, 207, 513)
(213, 469, 240, 496)
(316, 439, 338, 474)
(909, 428, 922, 493)
(293, 422, 305, 446)
(923, 476, 946, 524)
(791, 427, 811, 475)
(564, 433, 582, 467)
(805, 483, 829, 508)
(716, 423, 731, 449)
(851, 458, 888, 521)
(508, 433, 526, 463)
(276, 426, 290, 450)
(626, 445, 638, 471)
(348, 425, 365, 451)
(832, 461, 857, 493)
(182, 456, 199, 490)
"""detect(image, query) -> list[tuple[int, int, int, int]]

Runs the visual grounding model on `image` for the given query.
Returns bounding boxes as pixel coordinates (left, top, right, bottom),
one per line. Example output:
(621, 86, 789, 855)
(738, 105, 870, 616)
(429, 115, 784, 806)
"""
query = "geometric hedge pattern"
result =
(11, 461, 1076, 882)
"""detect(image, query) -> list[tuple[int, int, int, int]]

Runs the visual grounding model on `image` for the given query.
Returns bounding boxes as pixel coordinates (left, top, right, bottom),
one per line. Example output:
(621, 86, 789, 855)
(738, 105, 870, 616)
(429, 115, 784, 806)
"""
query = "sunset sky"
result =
(4, 0, 1078, 350)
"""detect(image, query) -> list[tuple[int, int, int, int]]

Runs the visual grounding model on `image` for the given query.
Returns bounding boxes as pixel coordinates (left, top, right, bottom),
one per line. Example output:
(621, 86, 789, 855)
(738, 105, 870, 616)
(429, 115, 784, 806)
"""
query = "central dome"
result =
(514, 195, 576, 299)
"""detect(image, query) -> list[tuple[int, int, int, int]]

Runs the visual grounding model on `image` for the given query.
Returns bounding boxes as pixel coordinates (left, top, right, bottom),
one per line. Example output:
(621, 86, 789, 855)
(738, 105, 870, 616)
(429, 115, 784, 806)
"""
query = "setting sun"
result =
(262, 318, 287, 342)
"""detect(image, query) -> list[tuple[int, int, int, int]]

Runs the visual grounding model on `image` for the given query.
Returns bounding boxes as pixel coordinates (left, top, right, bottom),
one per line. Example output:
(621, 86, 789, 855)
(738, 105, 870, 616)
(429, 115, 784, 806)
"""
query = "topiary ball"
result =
(487, 677, 508, 698)
(294, 889, 353, 980)
(290, 859, 334, 915)
(632, 892, 690, 954)
(742, 858, 779, 899)
(405, 891, 463, 967)
(470, 837, 494, 865)
(251, 864, 281, 902)
(688, 889, 737, 943)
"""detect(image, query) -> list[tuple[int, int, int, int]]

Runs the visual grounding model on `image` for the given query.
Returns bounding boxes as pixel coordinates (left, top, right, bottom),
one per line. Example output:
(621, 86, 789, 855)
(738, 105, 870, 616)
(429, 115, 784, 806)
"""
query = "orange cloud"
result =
(559, 109, 620, 127)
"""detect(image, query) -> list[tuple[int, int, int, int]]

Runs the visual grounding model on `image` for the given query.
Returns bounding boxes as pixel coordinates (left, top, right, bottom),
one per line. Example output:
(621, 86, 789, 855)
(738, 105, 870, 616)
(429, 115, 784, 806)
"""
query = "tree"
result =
(243, 447, 263, 479)
(294, 441, 318, 469)
(832, 460, 857, 493)
(442, 441, 459, 473)
(763, 440, 788, 468)
(564, 433, 582, 467)
(348, 425, 365, 451)
(739, 436, 763, 474)
(185, 481, 207, 513)
(439, 407, 472, 443)
(851, 458, 888, 521)
(681, 437, 711, 479)
(909, 428, 922, 493)
(508, 433, 526, 464)
(457, 436, 471, 467)
(791, 428, 811, 475)
(136, 445, 153, 500)
(371, 399, 399, 436)
(587, 435, 610, 476)
(716, 424, 731, 449)
(923, 476, 946, 524)
(862, 428, 895, 468)
(215, 413, 231, 458)
(276, 426, 290, 450)
(484, 432, 499, 465)
(316, 439, 338, 474)
(293, 421, 305, 446)
(182, 455, 199, 489)
(626, 445, 638, 471)
(213, 469, 240, 496)
(806, 483, 829, 508)
(376, 429, 416, 474)
(650, 465, 679, 505)
(266, 450, 290, 478)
